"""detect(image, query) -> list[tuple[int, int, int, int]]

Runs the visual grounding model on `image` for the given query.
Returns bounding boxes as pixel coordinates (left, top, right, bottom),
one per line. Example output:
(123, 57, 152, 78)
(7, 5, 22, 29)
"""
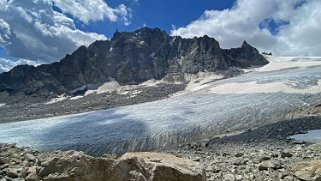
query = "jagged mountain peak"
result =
(0, 27, 268, 99)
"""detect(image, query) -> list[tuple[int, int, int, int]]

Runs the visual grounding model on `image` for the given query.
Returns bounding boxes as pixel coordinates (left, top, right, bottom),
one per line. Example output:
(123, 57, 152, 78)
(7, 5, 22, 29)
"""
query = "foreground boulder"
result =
(0, 144, 205, 181)
(38, 150, 115, 181)
(110, 152, 205, 181)
(291, 160, 321, 181)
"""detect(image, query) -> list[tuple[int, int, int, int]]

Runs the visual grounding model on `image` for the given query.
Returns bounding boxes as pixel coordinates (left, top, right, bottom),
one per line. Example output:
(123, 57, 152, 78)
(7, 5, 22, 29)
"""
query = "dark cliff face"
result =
(0, 27, 268, 97)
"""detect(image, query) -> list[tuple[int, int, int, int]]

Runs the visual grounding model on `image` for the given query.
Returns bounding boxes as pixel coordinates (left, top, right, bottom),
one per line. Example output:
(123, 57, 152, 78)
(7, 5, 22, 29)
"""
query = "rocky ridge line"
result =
(0, 27, 267, 103)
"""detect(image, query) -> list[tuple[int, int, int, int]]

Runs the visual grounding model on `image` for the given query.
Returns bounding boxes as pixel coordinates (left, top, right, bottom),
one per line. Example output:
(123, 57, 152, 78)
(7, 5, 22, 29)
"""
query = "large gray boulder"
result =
(110, 152, 205, 181)
(36, 151, 205, 181)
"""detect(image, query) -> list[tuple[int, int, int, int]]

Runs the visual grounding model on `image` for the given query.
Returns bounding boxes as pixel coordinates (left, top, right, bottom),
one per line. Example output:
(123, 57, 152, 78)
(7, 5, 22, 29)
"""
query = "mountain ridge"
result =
(0, 27, 268, 99)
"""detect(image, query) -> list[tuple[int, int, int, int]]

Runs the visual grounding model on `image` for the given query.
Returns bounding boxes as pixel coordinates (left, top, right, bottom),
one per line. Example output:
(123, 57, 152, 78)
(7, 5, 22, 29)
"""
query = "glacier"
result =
(1, 57, 321, 156)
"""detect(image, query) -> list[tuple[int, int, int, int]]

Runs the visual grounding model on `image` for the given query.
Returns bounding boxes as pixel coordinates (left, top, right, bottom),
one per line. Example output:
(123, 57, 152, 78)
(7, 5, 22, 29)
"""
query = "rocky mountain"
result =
(0, 27, 268, 99)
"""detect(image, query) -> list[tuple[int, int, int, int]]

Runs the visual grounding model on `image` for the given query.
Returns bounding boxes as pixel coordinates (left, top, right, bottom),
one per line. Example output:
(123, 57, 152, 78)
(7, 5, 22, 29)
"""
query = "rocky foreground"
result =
(1, 142, 321, 181)
(0, 143, 205, 181)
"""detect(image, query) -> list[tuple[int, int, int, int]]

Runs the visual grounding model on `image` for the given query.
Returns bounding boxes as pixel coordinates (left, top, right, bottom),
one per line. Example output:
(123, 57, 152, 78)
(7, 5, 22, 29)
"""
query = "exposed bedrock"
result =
(0, 27, 267, 101)
(0, 143, 205, 181)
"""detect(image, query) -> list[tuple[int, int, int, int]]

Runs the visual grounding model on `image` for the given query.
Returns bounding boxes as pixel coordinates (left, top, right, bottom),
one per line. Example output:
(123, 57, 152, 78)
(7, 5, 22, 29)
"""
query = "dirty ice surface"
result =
(1, 57, 321, 155)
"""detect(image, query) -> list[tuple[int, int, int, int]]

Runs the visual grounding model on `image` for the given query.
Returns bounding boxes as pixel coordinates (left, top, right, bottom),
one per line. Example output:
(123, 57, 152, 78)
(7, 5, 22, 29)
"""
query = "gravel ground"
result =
(0, 83, 186, 123)
(165, 115, 321, 181)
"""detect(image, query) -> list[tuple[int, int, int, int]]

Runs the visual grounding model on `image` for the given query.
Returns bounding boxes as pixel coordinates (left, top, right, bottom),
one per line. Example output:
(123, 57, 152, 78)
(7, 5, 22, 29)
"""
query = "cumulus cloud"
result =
(0, 58, 39, 74)
(0, 0, 107, 64)
(0, 19, 11, 45)
(172, 0, 321, 56)
(52, 0, 132, 25)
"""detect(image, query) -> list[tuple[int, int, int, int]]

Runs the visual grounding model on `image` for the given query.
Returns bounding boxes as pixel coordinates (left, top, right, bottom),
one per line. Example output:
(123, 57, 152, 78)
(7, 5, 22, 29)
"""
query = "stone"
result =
(235, 174, 243, 181)
(43, 173, 74, 181)
(280, 152, 293, 158)
(313, 175, 321, 181)
(38, 151, 114, 181)
(259, 156, 271, 162)
(283, 176, 295, 181)
(291, 160, 321, 181)
(258, 161, 281, 170)
(25, 172, 39, 181)
(6, 168, 19, 178)
(0, 157, 8, 165)
(110, 152, 206, 181)
(24, 153, 36, 162)
(223, 174, 236, 181)
(234, 153, 244, 157)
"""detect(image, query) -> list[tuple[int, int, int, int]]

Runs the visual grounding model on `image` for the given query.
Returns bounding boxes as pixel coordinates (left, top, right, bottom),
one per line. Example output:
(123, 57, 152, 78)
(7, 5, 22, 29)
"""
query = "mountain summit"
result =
(0, 27, 268, 99)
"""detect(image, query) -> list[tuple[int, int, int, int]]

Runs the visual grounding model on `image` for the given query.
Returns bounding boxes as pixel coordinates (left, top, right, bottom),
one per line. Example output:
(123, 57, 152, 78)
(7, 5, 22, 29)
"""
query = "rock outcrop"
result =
(0, 27, 268, 100)
(291, 159, 321, 181)
(0, 143, 205, 181)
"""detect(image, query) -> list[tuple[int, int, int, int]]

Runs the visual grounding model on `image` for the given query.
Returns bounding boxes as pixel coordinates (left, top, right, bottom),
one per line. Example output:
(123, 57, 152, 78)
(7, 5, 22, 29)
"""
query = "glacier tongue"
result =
(1, 57, 321, 156)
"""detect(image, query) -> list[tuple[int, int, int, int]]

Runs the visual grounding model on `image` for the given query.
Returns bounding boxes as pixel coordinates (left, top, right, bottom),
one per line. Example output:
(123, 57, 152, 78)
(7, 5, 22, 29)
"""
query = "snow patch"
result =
(70, 96, 84, 100)
(0, 103, 5, 107)
(210, 80, 321, 95)
(139, 41, 145, 45)
(82, 79, 165, 96)
(254, 56, 321, 72)
(169, 72, 224, 97)
(45, 95, 68, 104)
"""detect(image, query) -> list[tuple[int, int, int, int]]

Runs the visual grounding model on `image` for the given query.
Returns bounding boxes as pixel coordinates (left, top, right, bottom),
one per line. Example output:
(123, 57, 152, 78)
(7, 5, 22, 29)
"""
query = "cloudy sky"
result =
(0, 0, 320, 73)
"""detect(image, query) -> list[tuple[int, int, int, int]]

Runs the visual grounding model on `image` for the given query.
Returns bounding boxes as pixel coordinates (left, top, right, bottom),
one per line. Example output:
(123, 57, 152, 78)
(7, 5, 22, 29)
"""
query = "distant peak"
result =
(135, 27, 161, 33)
(241, 41, 251, 48)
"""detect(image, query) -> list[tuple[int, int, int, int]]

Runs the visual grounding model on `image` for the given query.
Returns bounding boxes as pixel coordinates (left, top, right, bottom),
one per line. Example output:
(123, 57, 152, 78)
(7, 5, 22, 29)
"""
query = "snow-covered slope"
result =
(1, 57, 321, 156)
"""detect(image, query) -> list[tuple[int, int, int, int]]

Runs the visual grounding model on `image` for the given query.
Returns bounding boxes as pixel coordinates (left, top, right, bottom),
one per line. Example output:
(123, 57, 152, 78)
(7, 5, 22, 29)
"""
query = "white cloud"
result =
(0, 0, 107, 64)
(0, 58, 39, 74)
(0, 19, 11, 45)
(52, 0, 132, 25)
(172, 0, 321, 56)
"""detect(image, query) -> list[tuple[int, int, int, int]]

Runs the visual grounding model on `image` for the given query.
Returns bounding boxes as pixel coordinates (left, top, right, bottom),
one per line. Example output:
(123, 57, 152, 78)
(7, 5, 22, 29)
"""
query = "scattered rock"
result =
(24, 153, 36, 162)
(258, 161, 282, 170)
(6, 168, 19, 178)
(223, 174, 235, 181)
(280, 151, 293, 158)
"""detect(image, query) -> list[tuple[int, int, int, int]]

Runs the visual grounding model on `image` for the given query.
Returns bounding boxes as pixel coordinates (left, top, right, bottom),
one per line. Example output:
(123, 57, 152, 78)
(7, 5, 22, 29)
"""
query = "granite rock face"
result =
(0, 27, 268, 99)
(0, 144, 205, 181)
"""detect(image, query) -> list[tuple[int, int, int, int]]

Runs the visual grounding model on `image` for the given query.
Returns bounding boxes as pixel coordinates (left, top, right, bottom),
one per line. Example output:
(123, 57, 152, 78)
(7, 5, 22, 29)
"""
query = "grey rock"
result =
(6, 168, 19, 178)
(24, 153, 36, 162)
(223, 174, 236, 181)
(258, 161, 282, 170)
(280, 151, 293, 158)
(235, 174, 243, 181)
(314, 175, 321, 181)
(25, 172, 39, 181)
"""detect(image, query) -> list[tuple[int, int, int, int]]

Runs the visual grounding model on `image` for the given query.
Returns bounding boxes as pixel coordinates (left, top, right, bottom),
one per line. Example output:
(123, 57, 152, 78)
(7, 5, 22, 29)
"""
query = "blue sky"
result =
(0, 0, 321, 73)
(53, 0, 235, 38)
